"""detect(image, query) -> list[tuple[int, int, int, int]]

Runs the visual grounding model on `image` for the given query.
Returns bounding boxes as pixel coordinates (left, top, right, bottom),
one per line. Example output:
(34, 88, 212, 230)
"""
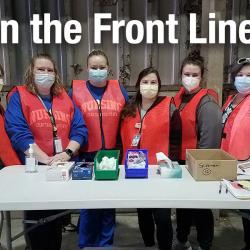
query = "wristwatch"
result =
(64, 148, 73, 157)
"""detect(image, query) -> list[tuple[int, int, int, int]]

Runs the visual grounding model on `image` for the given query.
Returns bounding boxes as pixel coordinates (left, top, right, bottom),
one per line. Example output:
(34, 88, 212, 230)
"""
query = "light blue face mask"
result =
(88, 69, 108, 84)
(35, 73, 55, 88)
(234, 76, 250, 94)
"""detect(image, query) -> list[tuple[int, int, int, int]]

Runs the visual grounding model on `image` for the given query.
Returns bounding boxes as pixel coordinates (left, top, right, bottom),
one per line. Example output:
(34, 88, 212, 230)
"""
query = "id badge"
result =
(131, 134, 141, 147)
(54, 137, 63, 153)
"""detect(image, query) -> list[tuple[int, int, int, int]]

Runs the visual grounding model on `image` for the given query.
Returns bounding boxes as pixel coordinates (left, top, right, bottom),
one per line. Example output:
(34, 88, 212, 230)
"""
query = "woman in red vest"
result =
(71, 50, 128, 249)
(120, 67, 181, 250)
(174, 50, 222, 250)
(221, 58, 250, 250)
(0, 64, 21, 168)
(5, 54, 87, 250)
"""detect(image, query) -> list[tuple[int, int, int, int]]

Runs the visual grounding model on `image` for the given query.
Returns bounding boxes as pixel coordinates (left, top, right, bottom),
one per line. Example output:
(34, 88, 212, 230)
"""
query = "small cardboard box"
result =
(186, 149, 237, 181)
(46, 162, 75, 181)
(159, 161, 182, 178)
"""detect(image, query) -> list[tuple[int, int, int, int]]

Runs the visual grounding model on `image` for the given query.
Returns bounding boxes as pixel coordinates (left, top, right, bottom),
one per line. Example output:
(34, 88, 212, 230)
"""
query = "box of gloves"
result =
(72, 162, 93, 180)
(46, 162, 75, 181)
(94, 150, 120, 180)
(125, 149, 148, 178)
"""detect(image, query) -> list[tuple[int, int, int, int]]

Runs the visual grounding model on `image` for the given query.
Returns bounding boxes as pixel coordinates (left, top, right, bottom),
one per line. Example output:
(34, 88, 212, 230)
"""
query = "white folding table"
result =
(0, 165, 249, 250)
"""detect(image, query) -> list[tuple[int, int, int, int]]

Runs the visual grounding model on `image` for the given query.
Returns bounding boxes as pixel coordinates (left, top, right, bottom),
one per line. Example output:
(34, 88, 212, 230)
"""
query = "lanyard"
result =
(37, 95, 58, 138)
(222, 95, 245, 125)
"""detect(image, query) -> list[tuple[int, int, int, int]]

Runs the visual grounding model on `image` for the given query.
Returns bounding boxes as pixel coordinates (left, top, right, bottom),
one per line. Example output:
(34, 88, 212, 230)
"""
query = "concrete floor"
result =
(0, 210, 245, 250)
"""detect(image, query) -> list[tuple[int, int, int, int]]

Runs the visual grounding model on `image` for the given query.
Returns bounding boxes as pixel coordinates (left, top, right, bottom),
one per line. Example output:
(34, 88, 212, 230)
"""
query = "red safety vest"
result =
(72, 80, 125, 152)
(174, 87, 219, 160)
(6, 86, 17, 102)
(120, 97, 171, 164)
(17, 86, 74, 156)
(221, 94, 250, 160)
(0, 108, 21, 166)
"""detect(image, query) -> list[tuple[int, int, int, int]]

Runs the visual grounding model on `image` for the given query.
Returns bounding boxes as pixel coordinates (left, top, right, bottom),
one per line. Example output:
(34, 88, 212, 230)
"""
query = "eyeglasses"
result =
(237, 57, 250, 64)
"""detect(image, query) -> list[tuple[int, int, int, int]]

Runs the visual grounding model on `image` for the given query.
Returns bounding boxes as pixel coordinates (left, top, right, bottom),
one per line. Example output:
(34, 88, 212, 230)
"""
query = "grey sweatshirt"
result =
(180, 92, 222, 149)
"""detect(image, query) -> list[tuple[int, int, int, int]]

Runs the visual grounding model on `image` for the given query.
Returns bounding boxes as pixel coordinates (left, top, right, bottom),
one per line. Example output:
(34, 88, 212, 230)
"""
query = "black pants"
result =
(242, 217, 250, 249)
(137, 208, 173, 250)
(24, 210, 63, 250)
(176, 209, 214, 250)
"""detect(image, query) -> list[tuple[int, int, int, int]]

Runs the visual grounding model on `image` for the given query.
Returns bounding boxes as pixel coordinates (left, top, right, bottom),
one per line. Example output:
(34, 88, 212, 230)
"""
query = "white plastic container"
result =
(25, 144, 37, 173)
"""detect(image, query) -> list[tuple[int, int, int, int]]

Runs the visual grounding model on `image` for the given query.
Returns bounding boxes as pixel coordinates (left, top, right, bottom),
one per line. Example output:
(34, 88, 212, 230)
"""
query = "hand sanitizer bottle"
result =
(25, 144, 37, 173)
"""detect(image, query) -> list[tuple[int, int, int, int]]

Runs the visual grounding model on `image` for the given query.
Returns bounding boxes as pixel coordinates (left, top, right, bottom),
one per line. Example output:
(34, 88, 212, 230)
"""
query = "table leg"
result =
(4, 211, 12, 250)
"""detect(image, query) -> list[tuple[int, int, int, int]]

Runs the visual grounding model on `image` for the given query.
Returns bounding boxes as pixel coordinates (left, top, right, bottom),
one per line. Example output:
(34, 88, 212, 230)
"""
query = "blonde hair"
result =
(24, 54, 64, 96)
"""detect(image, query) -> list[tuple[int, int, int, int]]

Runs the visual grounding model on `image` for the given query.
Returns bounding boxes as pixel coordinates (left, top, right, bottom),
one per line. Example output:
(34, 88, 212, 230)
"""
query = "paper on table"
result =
(223, 179, 250, 200)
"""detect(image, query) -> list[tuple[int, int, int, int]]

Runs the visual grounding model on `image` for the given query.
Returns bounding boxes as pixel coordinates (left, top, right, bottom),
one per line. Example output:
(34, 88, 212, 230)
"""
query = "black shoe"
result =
(144, 242, 155, 247)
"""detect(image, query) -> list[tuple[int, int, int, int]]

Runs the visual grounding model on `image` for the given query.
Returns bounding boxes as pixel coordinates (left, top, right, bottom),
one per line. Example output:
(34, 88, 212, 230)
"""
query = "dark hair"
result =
(87, 49, 109, 66)
(121, 67, 161, 119)
(0, 64, 4, 77)
(24, 54, 64, 96)
(180, 50, 205, 77)
(230, 60, 250, 82)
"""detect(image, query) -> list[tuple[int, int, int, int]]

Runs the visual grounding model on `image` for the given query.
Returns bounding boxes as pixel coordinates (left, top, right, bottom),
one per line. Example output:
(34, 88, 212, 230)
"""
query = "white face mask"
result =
(88, 69, 108, 84)
(34, 73, 55, 93)
(182, 76, 200, 92)
(234, 76, 250, 95)
(140, 84, 159, 99)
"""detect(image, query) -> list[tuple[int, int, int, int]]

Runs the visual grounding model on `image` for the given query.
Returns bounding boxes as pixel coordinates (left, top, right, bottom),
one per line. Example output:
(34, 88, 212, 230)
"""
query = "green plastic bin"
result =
(94, 150, 120, 180)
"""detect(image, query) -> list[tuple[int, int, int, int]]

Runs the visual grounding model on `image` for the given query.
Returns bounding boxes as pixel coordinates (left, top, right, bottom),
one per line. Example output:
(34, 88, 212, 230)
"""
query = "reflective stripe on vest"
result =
(17, 86, 73, 156)
(120, 97, 171, 164)
(72, 80, 125, 152)
(221, 95, 250, 160)
(174, 87, 218, 160)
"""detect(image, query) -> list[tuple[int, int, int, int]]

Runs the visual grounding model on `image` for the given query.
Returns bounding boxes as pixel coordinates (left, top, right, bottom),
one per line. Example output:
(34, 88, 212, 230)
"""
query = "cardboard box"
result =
(186, 149, 237, 181)
(159, 161, 182, 178)
(46, 162, 75, 181)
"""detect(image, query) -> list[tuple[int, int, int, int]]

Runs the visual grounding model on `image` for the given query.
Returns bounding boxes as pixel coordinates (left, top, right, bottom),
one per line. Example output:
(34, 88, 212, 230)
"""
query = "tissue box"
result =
(46, 162, 75, 181)
(125, 149, 148, 178)
(72, 162, 93, 180)
(186, 149, 237, 181)
(159, 161, 182, 178)
(94, 150, 120, 180)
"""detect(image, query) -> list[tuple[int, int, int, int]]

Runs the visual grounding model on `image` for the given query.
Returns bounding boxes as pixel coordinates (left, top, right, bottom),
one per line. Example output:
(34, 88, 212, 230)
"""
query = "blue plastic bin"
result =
(125, 149, 148, 178)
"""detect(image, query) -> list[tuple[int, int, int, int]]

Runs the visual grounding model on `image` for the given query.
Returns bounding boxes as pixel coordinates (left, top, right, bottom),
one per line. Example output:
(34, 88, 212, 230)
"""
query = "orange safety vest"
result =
(0, 108, 21, 166)
(17, 86, 74, 156)
(6, 86, 17, 102)
(72, 80, 125, 152)
(120, 97, 171, 164)
(174, 87, 219, 160)
(221, 94, 250, 160)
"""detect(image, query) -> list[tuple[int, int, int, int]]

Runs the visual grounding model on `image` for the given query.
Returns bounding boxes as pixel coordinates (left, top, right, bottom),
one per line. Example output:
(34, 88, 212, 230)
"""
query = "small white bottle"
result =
(25, 144, 37, 173)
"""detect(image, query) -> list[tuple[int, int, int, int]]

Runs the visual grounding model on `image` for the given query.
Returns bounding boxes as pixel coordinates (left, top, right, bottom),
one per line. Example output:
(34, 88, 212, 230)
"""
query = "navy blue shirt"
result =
(5, 91, 88, 163)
